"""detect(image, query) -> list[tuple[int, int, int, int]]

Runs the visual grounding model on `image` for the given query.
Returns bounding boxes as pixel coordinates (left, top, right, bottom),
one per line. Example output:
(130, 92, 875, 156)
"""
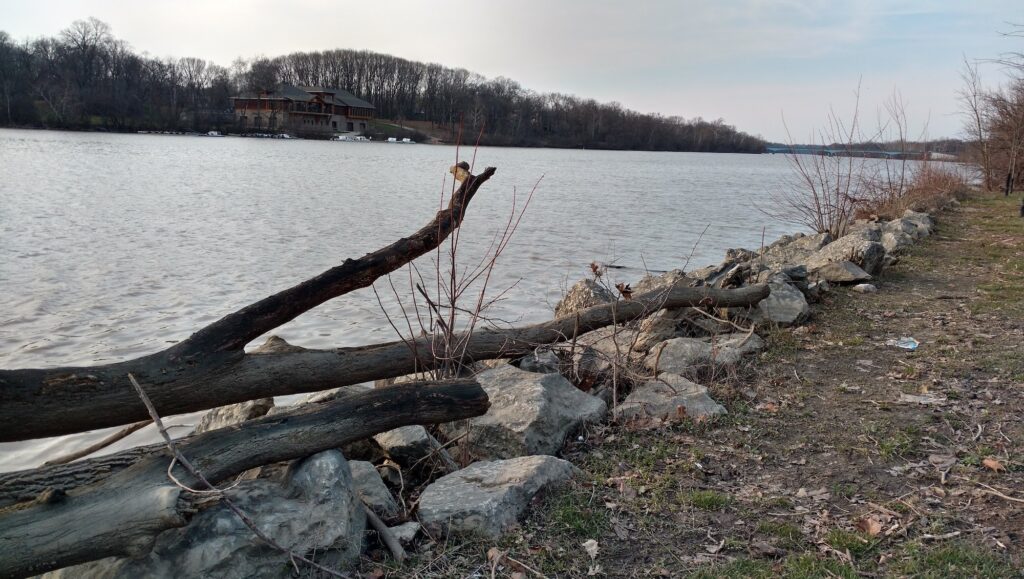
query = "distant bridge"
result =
(764, 146, 929, 160)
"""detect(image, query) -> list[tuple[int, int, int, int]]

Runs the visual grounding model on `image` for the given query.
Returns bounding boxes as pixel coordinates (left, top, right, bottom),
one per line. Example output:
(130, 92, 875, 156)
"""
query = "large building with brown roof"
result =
(231, 85, 374, 138)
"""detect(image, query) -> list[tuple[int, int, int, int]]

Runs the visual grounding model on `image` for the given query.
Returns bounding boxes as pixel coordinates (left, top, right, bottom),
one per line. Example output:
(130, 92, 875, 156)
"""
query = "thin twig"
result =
(363, 502, 406, 563)
(127, 373, 351, 578)
(43, 419, 153, 466)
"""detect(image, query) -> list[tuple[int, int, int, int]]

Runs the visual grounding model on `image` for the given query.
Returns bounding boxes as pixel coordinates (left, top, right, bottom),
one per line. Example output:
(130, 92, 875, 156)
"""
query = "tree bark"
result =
(0, 283, 768, 441)
(0, 380, 488, 578)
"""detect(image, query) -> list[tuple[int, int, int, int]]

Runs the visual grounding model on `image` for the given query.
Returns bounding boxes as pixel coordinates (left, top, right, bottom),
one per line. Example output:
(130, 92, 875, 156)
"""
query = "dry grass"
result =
(855, 163, 970, 220)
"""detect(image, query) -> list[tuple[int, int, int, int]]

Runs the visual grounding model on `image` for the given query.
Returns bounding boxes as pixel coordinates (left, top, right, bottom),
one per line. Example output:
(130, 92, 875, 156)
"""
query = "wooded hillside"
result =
(0, 18, 765, 152)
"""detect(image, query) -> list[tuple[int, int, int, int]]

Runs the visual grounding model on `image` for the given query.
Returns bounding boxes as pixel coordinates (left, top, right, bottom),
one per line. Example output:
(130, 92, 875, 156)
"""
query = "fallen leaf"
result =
(983, 457, 1005, 473)
(856, 517, 883, 537)
(582, 539, 599, 560)
(487, 546, 504, 564)
(511, 573, 527, 579)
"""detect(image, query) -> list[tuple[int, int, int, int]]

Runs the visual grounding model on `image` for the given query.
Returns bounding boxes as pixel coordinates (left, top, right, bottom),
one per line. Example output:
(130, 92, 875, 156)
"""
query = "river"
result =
(0, 128, 800, 471)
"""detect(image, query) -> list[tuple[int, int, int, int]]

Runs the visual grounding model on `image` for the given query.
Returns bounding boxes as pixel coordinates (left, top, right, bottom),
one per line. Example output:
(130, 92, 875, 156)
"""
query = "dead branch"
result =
(0, 167, 496, 442)
(0, 282, 768, 441)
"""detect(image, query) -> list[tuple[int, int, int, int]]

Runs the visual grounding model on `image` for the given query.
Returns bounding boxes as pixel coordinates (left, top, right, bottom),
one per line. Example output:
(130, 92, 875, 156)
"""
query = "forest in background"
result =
(0, 18, 765, 152)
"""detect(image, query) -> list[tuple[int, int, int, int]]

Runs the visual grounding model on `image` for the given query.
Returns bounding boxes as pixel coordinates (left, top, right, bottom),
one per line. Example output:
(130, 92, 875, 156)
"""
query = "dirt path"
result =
(367, 193, 1024, 578)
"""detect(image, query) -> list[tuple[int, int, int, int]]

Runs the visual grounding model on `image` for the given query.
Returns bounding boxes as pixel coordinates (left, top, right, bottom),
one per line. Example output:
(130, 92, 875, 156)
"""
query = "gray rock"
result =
(418, 456, 578, 538)
(387, 522, 420, 545)
(811, 260, 872, 284)
(443, 365, 607, 460)
(806, 236, 886, 275)
(194, 398, 274, 434)
(616, 373, 725, 422)
(350, 460, 400, 520)
(572, 325, 641, 378)
(555, 278, 615, 318)
(634, 308, 691, 352)
(646, 333, 765, 374)
(725, 247, 758, 262)
(516, 349, 561, 374)
(634, 269, 690, 294)
(881, 230, 915, 254)
(902, 209, 935, 235)
(373, 425, 454, 470)
(804, 280, 831, 303)
(760, 232, 833, 267)
(845, 221, 882, 242)
(755, 278, 810, 326)
(780, 264, 809, 280)
(44, 451, 365, 579)
(852, 283, 878, 294)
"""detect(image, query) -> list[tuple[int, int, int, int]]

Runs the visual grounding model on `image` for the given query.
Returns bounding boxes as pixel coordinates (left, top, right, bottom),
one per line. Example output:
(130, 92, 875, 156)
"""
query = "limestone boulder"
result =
(443, 365, 607, 460)
(806, 236, 886, 275)
(572, 325, 641, 378)
(646, 333, 764, 375)
(844, 221, 882, 242)
(44, 451, 365, 579)
(811, 260, 872, 284)
(418, 456, 578, 538)
(634, 269, 690, 294)
(754, 276, 810, 326)
(554, 278, 615, 318)
(902, 209, 935, 236)
(881, 230, 915, 254)
(516, 348, 562, 374)
(616, 373, 725, 423)
(350, 460, 400, 520)
(373, 425, 455, 471)
(760, 232, 833, 267)
(194, 398, 274, 434)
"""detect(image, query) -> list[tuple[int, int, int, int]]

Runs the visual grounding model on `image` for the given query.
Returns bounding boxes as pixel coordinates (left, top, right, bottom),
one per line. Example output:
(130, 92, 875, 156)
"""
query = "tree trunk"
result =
(0, 380, 488, 578)
(0, 283, 768, 441)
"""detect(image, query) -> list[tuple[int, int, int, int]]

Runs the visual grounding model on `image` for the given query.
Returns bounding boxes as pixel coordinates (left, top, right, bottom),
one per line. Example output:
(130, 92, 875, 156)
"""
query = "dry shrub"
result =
(854, 163, 969, 220)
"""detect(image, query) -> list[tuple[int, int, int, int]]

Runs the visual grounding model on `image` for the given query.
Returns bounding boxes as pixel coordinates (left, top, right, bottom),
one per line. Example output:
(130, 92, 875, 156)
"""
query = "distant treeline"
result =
(766, 139, 967, 156)
(0, 18, 765, 152)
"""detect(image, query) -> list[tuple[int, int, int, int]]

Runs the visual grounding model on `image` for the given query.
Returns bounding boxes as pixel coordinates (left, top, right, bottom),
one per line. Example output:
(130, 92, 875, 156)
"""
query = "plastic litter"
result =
(886, 337, 919, 350)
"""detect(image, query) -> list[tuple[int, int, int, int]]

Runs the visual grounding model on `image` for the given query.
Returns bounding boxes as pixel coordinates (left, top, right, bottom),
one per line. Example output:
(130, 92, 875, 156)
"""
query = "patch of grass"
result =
(757, 521, 805, 549)
(826, 529, 878, 558)
(831, 482, 858, 499)
(688, 554, 857, 579)
(877, 425, 921, 460)
(892, 542, 1019, 578)
(685, 490, 732, 511)
(541, 486, 609, 538)
(761, 326, 800, 362)
(687, 559, 773, 578)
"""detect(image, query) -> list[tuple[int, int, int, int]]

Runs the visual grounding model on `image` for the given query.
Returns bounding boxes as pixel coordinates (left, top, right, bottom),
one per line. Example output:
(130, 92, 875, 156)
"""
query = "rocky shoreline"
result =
(41, 209, 941, 578)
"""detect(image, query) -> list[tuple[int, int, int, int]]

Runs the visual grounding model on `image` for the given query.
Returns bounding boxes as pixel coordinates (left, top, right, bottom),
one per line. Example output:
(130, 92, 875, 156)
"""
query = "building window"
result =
(347, 122, 354, 131)
(332, 120, 337, 129)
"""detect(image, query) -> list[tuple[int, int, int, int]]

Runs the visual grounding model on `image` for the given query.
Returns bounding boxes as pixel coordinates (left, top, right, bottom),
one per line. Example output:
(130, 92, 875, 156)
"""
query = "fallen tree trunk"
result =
(0, 380, 488, 578)
(0, 283, 768, 441)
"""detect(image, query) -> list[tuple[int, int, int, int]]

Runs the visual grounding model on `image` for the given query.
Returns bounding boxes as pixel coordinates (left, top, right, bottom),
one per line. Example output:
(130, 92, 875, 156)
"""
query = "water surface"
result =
(0, 128, 800, 470)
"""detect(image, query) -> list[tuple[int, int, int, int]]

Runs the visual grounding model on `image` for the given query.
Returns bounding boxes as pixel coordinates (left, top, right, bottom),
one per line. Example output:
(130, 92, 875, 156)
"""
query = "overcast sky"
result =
(4, 0, 1022, 141)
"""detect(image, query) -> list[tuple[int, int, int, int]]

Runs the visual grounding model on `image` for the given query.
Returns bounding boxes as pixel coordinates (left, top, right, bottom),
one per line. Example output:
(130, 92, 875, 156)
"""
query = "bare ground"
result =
(361, 193, 1024, 578)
